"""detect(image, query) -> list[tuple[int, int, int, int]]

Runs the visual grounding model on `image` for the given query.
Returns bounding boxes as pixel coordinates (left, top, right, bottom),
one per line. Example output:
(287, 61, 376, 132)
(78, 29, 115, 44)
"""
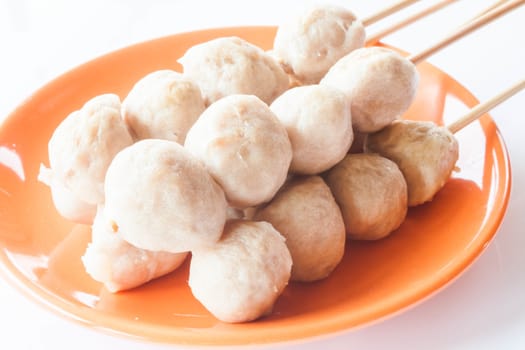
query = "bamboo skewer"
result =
(444, 0, 519, 134)
(361, 0, 420, 27)
(366, 0, 458, 46)
(365, 0, 512, 48)
(447, 79, 525, 134)
(407, 0, 525, 64)
(467, 0, 510, 23)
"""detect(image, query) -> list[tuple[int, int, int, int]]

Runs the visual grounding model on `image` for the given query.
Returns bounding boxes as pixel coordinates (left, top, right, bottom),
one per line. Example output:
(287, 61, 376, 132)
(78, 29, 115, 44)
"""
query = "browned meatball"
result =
(254, 176, 345, 282)
(365, 120, 459, 206)
(324, 153, 408, 240)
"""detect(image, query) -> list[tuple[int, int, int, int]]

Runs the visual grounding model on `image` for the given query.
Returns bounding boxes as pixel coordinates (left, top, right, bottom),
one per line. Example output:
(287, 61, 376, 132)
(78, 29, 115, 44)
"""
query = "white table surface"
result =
(1, 0, 524, 349)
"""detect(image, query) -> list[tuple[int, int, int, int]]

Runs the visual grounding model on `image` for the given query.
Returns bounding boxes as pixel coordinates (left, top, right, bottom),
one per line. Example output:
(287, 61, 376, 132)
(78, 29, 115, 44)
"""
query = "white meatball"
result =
(189, 220, 292, 323)
(365, 120, 459, 206)
(38, 94, 133, 223)
(273, 4, 365, 85)
(104, 139, 227, 253)
(121, 70, 205, 144)
(321, 47, 419, 133)
(254, 176, 345, 282)
(324, 153, 408, 240)
(38, 165, 96, 224)
(184, 94, 292, 208)
(178, 36, 289, 105)
(270, 84, 353, 174)
(82, 206, 188, 293)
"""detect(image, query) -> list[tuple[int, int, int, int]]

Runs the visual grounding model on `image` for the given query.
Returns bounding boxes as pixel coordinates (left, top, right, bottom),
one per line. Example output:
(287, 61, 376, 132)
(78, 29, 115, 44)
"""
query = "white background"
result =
(1, 0, 524, 349)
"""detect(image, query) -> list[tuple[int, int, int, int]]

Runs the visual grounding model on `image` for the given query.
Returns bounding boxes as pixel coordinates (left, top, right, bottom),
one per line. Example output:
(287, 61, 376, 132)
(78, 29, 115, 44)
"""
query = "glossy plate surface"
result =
(0, 27, 511, 346)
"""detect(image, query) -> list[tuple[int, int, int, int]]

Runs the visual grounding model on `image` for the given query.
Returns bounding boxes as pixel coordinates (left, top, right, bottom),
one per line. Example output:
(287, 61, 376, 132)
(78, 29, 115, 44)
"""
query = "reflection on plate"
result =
(0, 27, 511, 346)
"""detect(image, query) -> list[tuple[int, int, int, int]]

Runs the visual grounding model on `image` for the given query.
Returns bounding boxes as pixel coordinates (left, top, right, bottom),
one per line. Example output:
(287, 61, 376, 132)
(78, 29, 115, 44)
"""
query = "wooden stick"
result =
(366, 0, 457, 45)
(407, 0, 525, 64)
(447, 79, 525, 134)
(361, 0, 419, 27)
(466, 0, 510, 23)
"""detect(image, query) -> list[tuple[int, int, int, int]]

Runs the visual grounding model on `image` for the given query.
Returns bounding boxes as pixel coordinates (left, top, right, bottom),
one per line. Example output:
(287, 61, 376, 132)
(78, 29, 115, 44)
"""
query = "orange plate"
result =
(0, 27, 511, 346)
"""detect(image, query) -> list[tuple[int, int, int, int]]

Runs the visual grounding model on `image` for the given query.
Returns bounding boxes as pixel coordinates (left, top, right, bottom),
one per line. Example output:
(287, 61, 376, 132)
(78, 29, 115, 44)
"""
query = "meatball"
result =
(321, 47, 419, 133)
(270, 84, 353, 174)
(82, 206, 188, 293)
(365, 120, 459, 206)
(254, 176, 345, 282)
(104, 139, 227, 253)
(38, 165, 96, 224)
(324, 153, 408, 240)
(189, 220, 292, 323)
(38, 94, 133, 223)
(184, 94, 292, 208)
(273, 4, 365, 84)
(178, 36, 289, 105)
(121, 70, 205, 144)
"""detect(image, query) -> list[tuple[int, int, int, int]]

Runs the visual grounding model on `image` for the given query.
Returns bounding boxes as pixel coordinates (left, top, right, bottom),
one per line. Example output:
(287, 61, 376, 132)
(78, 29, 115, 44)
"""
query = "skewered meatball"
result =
(178, 36, 289, 105)
(270, 84, 353, 174)
(273, 4, 365, 85)
(324, 153, 408, 240)
(254, 176, 345, 282)
(184, 94, 292, 208)
(189, 220, 292, 323)
(121, 70, 205, 144)
(321, 46, 419, 133)
(82, 206, 188, 292)
(365, 120, 459, 206)
(104, 139, 227, 253)
(38, 94, 133, 224)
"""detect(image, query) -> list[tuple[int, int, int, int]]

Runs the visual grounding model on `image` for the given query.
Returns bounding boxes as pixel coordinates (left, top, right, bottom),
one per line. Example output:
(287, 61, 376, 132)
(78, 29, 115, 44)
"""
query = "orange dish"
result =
(0, 27, 511, 346)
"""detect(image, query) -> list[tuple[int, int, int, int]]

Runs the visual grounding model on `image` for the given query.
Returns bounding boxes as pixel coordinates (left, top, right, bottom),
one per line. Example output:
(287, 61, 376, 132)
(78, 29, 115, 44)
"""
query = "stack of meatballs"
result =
(38, 4, 459, 323)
